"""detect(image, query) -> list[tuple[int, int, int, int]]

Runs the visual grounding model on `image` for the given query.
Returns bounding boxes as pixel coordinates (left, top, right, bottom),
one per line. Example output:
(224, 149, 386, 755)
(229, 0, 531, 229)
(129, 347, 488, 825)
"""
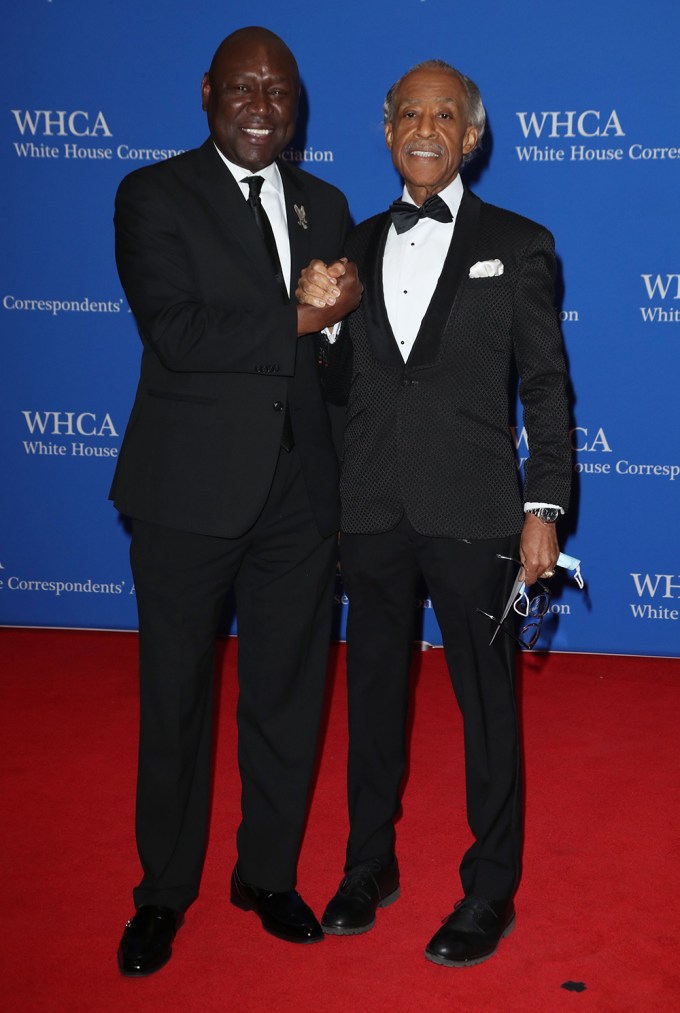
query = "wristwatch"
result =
(527, 507, 561, 524)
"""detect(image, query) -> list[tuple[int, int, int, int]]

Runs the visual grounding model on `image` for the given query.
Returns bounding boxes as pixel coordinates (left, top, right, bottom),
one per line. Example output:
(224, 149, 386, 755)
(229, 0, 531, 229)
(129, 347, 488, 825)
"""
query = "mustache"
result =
(404, 141, 444, 156)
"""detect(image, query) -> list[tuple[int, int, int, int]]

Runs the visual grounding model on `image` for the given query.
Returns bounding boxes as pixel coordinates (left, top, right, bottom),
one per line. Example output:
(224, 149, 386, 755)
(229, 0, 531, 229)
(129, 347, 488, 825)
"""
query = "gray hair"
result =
(383, 59, 486, 165)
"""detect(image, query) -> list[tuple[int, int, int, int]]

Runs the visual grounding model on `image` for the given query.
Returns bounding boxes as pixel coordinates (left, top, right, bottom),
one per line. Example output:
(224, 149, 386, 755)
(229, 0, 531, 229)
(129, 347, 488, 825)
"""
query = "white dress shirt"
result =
(213, 143, 291, 295)
(383, 174, 463, 362)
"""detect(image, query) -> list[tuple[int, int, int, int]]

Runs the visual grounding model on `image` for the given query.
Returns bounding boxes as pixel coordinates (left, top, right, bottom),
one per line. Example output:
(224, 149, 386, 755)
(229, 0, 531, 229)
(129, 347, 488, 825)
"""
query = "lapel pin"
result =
(293, 204, 309, 230)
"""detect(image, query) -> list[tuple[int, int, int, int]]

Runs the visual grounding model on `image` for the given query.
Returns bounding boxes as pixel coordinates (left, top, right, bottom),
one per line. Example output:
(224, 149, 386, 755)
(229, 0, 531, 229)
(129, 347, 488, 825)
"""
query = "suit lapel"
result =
(407, 189, 482, 370)
(278, 160, 310, 304)
(362, 213, 405, 370)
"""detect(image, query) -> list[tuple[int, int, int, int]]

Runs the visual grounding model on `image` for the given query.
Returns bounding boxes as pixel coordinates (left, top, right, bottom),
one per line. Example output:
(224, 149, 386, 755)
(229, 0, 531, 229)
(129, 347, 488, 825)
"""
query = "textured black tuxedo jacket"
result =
(111, 139, 349, 539)
(328, 188, 572, 538)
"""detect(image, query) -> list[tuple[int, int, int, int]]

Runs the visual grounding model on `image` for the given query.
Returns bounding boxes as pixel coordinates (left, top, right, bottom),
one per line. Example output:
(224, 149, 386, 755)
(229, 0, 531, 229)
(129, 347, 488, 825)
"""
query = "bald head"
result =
(208, 27, 299, 86)
(201, 26, 300, 171)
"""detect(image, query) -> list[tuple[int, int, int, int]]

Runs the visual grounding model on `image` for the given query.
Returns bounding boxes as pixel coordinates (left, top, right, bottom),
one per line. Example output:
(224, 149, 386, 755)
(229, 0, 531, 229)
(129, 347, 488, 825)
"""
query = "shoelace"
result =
(441, 895, 496, 925)
(339, 858, 385, 897)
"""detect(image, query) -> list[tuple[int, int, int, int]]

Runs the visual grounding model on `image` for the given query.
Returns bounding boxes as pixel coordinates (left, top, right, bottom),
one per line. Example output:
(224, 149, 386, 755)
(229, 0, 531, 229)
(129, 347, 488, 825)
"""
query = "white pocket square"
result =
(469, 259, 504, 278)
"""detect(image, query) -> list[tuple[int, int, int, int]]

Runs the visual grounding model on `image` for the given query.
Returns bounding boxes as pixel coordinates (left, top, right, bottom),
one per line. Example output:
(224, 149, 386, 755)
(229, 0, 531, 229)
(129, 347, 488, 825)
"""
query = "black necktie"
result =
(242, 175, 288, 301)
(242, 175, 294, 451)
(389, 193, 453, 234)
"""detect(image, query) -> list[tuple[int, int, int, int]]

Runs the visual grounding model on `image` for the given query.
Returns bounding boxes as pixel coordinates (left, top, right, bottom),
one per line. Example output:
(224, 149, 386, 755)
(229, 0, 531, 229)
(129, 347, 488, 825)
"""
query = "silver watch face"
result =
(534, 508, 559, 523)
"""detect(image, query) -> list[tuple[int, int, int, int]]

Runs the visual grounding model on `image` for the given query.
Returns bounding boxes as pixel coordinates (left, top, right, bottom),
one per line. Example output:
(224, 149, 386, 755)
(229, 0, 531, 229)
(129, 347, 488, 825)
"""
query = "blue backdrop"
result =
(2, 0, 678, 656)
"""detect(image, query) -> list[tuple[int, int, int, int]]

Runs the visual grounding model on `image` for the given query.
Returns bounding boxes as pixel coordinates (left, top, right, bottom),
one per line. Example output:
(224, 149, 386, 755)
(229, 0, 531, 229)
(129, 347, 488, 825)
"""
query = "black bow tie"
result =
(389, 194, 453, 234)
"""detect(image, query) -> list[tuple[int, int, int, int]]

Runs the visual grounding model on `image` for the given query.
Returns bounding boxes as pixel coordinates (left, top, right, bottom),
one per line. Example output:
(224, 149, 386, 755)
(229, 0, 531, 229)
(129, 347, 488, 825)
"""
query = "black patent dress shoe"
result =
(321, 856, 400, 935)
(425, 895, 515, 967)
(230, 865, 323, 944)
(117, 904, 183, 977)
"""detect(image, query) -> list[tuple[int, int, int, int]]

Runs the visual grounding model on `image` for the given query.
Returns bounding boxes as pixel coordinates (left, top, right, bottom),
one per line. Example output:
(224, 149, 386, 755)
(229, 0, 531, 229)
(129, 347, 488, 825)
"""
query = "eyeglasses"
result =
(477, 556, 553, 650)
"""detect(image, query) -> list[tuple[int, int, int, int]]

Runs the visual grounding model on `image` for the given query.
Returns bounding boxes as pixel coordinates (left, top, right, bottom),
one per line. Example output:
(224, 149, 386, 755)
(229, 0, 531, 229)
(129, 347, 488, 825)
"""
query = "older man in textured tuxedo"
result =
(298, 60, 571, 966)
(112, 27, 361, 976)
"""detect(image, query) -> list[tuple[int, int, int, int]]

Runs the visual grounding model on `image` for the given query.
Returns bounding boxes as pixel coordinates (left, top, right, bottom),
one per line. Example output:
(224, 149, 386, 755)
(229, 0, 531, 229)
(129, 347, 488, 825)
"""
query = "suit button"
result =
(273, 401, 284, 411)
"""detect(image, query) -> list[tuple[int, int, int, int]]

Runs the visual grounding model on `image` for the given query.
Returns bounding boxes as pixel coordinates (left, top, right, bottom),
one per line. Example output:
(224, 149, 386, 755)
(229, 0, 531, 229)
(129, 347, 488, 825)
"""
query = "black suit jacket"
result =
(111, 140, 349, 538)
(325, 189, 572, 538)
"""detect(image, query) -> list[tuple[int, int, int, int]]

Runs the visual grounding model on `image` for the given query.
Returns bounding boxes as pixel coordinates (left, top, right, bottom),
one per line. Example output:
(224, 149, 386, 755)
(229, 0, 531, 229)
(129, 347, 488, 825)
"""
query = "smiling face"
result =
(385, 68, 479, 205)
(201, 29, 299, 172)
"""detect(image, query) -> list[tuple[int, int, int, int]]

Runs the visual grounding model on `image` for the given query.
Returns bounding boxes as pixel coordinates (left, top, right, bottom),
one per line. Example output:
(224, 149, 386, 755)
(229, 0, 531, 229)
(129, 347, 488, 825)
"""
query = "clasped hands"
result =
(296, 258, 362, 335)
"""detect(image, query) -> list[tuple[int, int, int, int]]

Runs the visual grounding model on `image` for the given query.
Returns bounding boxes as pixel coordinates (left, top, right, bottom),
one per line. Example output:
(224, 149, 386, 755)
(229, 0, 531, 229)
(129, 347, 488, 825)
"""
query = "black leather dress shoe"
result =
(230, 866, 323, 943)
(321, 856, 400, 935)
(117, 905, 183, 976)
(425, 895, 515, 967)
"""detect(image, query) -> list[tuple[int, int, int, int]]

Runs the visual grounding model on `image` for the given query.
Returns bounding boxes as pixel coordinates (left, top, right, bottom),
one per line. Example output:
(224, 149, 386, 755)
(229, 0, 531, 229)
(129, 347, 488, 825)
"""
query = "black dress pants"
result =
(340, 514, 522, 901)
(129, 447, 336, 912)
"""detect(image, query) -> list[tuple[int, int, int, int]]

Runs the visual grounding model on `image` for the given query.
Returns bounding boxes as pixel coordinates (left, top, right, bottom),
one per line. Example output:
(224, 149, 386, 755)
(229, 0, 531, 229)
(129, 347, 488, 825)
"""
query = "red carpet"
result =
(1, 628, 679, 1012)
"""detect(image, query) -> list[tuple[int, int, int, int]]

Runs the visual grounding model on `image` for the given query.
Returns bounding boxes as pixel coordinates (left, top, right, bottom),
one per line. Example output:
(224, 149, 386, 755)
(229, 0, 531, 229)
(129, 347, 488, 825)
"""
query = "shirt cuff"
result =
(524, 502, 564, 513)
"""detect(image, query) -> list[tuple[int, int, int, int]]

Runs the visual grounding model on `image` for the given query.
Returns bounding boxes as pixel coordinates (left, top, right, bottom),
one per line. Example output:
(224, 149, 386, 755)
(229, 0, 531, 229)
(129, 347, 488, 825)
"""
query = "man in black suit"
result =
(112, 26, 361, 976)
(297, 60, 571, 966)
